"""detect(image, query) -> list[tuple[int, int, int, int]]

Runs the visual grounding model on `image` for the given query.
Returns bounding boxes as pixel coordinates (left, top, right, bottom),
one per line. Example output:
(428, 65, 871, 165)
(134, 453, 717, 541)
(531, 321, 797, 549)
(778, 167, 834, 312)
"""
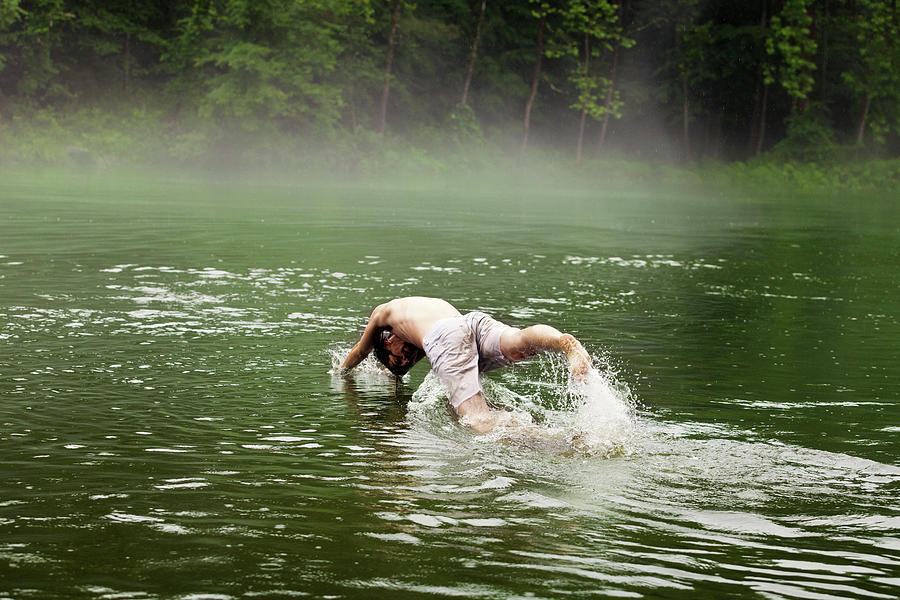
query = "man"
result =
(340, 297, 592, 432)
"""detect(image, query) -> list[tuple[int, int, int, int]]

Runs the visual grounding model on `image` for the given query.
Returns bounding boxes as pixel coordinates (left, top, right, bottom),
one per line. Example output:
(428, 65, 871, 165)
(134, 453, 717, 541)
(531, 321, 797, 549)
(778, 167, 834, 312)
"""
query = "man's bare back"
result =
(339, 297, 460, 374)
(376, 297, 461, 348)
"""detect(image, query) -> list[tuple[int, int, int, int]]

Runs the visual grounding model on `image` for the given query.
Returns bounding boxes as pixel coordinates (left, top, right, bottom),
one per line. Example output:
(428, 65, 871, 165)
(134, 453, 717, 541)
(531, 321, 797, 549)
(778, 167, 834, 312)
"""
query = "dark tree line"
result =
(1, 0, 899, 163)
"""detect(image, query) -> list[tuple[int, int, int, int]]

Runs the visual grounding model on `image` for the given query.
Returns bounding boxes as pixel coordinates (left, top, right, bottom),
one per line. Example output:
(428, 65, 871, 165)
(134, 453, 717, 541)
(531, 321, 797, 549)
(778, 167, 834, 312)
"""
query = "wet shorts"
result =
(421, 311, 515, 409)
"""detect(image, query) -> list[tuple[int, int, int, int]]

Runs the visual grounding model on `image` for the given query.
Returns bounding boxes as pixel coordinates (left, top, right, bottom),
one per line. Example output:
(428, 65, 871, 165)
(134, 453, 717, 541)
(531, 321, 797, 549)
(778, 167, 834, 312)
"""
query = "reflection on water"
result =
(1, 178, 898, 599)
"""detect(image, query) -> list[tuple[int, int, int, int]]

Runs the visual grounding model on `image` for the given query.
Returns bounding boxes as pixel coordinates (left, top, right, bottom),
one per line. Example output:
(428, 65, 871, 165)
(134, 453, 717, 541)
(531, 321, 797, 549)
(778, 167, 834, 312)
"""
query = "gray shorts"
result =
(421, 311, 514, 409)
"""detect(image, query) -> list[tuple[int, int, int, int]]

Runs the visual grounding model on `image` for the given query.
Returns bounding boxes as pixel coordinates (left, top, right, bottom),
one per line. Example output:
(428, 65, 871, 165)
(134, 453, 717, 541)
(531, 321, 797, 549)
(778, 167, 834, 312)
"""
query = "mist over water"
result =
(1, 174, 898, 599)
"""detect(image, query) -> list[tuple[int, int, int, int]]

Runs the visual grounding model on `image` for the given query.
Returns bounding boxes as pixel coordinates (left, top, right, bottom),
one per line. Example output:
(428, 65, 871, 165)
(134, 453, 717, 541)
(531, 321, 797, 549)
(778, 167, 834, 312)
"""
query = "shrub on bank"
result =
(1, 106, 898, 194)
(711, 157, 900, 193)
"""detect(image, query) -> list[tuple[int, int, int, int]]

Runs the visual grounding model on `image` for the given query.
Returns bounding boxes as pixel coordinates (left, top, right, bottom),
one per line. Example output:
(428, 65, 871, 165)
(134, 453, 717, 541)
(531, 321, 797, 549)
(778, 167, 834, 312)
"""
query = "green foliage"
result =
(571, 73, 621, 121)
(4, 109, 66, 163)
(165, 0, 365, 132)
(652, 0, 701, 125)
(564, 0, 618, 53)
(719, 156, 900, 193)
(677, 21, 762, 131)
(764, 0, 817, 108)
(0, 0, 25, 30)
(447, 103, 483, 143)
(387, 11, 464, 127)
(1, 0, 900, 171)
(841, 0, 900, 144)
(0, 0, 74, 102)
(767, 110, 836, 163)
(563, 0, 631, 123)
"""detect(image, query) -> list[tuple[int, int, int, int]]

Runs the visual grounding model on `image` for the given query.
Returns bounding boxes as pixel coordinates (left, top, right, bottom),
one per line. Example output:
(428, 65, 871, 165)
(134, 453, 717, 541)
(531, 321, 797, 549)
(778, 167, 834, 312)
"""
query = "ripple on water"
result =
(324, 340, 900, 597)
(4, 262, 392, 342)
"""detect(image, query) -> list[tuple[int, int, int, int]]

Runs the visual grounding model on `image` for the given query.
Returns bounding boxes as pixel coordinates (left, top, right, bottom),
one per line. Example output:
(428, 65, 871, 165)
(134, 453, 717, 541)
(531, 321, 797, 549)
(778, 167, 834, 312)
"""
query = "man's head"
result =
(373, 330, 424, 377)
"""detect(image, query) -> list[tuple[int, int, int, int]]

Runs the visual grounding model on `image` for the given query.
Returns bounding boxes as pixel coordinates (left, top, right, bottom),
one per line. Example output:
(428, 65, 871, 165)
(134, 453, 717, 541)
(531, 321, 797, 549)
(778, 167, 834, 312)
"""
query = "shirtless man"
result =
(340, 297, 592, 432)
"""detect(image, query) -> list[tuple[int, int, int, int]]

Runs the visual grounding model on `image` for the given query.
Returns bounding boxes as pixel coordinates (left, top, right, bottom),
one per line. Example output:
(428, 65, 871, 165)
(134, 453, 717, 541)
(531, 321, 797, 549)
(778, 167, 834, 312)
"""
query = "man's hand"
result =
(341, 303, 391, 372)
(559, 334, 591, 382)
(340, 346, 363, 371)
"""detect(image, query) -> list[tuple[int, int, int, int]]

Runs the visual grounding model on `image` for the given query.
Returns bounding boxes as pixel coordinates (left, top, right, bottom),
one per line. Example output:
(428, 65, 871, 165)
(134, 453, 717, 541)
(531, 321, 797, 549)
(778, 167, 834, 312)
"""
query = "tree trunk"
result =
(597, 41, 620, 150)
(519, 14, 545, 163)
(756, 83, 769, 155)
(705, 112, 723, 160)
(749, 0, 769, 157)
(576, 33, 590, 167)
(124, 32, 131, 92)
(461, 0, 487, 106)
(378, 0, 402, 135)
(855, 94, 871, 145)
(748, 74, 762, 157)
(598, 1, 623, 151)
(682, 70, 690, 161)
(798, 0, 815, 115)
(819, 0, 829, 98)
(676, 18, 691, 161)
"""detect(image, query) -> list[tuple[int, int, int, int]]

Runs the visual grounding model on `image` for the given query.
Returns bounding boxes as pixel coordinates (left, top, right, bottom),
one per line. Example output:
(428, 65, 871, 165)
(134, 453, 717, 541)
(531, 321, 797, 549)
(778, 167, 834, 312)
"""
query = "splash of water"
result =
(329, 342, 639, 457)
(327, 343, 402, 378)
(408, 353, 639, 458)
(564, 365, 638, 457)
(326, 343, 412, 399)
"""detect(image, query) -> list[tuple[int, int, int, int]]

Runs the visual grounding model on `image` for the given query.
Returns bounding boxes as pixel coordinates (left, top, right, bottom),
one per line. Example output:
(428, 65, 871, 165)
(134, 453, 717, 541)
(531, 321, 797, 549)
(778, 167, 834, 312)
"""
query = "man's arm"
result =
(503, 325, 592, 380)
(341, 303, 391, 371)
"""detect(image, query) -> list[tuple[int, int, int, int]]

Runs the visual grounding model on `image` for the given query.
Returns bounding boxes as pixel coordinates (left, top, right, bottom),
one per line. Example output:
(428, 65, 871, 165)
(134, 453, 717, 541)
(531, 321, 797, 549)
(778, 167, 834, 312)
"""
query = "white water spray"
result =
(330, 344, 638, 457)
(328, 343, 403, 378)
(409, 353, 639, 457)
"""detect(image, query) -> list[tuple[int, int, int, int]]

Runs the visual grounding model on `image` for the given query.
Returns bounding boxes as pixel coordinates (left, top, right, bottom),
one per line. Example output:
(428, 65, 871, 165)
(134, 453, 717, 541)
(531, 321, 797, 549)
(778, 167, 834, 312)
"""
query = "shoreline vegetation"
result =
(2, 1, 899, 193)
(2, 112, 897, 194)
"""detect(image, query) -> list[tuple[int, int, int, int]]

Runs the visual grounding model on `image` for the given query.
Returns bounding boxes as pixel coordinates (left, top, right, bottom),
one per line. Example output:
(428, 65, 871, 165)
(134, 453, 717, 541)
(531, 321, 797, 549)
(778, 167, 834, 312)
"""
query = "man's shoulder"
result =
(380, 297, 455, 321)
(384, 296, 441, 311)
(390, 295, 440, 303)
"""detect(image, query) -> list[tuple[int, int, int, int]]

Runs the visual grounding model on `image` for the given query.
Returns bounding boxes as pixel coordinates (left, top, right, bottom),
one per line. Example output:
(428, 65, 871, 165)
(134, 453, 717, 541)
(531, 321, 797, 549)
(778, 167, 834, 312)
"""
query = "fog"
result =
(1, 0, 896, 193)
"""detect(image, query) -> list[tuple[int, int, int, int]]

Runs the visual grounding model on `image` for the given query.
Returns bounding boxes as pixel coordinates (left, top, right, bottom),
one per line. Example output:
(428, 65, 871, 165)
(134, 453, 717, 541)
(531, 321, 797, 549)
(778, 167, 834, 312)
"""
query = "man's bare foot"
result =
(560, 334, 591, 382)
(456, 392, 497, 433)
(460, 412, 498, 433)
(460, 409, 531, 434)
(456, 393, 533, 434)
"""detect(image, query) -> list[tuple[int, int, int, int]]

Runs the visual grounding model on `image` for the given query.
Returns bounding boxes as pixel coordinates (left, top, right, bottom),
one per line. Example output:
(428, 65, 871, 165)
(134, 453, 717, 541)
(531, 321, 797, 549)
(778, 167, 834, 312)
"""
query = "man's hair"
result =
(372, 330, 412, 378)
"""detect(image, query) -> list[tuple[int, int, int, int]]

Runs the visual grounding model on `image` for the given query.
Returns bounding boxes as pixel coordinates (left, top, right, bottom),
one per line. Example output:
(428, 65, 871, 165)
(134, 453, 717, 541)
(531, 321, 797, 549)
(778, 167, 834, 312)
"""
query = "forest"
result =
(1, 0, 899, 180)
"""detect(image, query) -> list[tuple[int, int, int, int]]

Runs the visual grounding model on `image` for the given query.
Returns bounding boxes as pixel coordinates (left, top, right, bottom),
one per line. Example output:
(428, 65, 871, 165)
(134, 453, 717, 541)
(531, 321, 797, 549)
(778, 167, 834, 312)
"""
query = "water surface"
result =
(1, 173, 898, 599)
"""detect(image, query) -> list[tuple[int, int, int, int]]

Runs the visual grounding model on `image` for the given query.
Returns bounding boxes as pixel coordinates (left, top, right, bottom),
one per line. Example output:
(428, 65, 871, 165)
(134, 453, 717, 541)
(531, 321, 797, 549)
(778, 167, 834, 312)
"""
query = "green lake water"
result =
(1, 173, 898, 599)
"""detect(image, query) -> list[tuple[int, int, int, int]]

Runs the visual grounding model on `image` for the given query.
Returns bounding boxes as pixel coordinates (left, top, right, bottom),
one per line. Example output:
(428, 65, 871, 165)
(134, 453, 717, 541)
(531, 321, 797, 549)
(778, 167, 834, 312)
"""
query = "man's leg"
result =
(455, 392, 495, 433)
(456, 391, 528, 433)
(500, 325, 591, 379)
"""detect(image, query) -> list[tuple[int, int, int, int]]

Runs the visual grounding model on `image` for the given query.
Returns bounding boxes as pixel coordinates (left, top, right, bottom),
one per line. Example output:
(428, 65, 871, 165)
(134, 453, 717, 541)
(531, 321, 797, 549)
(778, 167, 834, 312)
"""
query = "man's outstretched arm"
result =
(341, 303, 390, 372)
(503, 325, 592, 379)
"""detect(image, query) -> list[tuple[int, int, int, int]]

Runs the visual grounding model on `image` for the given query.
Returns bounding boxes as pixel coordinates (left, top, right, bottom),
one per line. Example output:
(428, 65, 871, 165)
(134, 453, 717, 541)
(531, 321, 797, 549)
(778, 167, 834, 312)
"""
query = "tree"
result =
(841, 0, 900, 145)
(563, 0, 631, 165)
(3, 0, 900, 165)
(597, 0, 631, 151)
(67, 1, 168, 93)
(0, 0, 75, 108)
(673, 0, 701, 160)
(520, 0, 552, 163)
(644, 0, 702, 160)
(764, 0, 817, 115)
(460, 0, 487, 106)
(167, 0, 356, 132)
(377, 0, 402, 134)
(748, 0, 770, 157)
